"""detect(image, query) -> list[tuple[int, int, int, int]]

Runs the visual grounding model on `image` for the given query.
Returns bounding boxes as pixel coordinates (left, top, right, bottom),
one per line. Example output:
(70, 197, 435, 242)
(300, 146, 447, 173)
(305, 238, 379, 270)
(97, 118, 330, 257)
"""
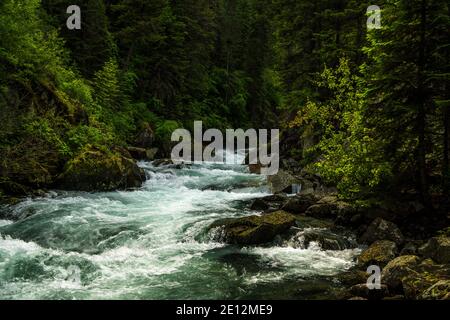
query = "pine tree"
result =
(364, 0, 450, 206)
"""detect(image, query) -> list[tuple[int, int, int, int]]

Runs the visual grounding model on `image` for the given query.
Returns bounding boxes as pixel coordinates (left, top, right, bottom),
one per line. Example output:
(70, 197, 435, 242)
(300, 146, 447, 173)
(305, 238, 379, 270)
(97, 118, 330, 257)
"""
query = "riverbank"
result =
(238, 165, 450, 300)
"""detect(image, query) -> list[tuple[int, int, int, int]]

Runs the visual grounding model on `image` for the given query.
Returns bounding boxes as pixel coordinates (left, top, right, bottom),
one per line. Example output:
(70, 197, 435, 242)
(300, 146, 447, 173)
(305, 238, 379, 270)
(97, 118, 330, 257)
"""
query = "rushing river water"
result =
(0, 154, 360, 300)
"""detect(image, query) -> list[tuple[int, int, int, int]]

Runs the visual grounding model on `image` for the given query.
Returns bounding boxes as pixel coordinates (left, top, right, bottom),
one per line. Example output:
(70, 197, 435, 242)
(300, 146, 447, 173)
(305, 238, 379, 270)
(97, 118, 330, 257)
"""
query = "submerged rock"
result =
(250, 194, 288, 212)
(57, 146, 145, 192)
(357, 240, 398, 268)
(210, 211, 296, 245)
(358, 218, 404, 246)
(293, 228, 356, 251)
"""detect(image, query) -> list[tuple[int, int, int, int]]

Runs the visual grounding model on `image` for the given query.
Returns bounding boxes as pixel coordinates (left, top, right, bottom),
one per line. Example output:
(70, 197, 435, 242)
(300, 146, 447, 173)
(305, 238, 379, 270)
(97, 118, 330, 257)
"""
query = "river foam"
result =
(0, 158, 360, 299)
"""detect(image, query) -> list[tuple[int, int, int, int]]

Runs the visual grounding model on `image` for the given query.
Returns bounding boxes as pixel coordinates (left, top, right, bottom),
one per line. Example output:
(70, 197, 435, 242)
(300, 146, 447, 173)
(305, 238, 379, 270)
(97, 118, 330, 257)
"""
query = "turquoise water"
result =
(0, 158, 359, 300)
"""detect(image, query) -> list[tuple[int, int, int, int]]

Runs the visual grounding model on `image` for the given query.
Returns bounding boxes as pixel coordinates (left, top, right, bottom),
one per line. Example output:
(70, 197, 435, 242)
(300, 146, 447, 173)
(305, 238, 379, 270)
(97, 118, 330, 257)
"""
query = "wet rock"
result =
(336, 270, 369, 287)
(357, 240, 398, 268)
(152, 159, 173, 167)
(267, 170, 301, 194)
(250, 198, 270, 211)
(381, 255, 421, 291)
(145, 148, 159, 161)
(400, 259, 450, 300)
(349, 283, 389, 300)
(358, 218, 404, 246)
(210, 211, 296, 245)
(419, 236, 450, 264)
(249, 163, 262, 174)
(127, 147, 158, 161)
(250, 194, 288, 212)
(127, 147, 147, 160)
(281, 194, 319, 214)
(57, 145, 145, 192)
(300, 228, 356, 250)
(305, 204, 335, 219)
(400, 241, 424, 256)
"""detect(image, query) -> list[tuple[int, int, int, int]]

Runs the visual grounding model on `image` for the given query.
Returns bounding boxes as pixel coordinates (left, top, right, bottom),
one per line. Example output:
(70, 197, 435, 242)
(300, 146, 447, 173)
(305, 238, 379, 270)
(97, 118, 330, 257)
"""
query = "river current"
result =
(0, 154, 360, 299)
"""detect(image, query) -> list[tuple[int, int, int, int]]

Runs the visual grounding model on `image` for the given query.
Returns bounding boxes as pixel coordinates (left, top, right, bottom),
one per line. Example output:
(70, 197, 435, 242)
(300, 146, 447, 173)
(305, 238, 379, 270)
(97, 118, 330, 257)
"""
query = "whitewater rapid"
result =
(0, 156, 360, 299)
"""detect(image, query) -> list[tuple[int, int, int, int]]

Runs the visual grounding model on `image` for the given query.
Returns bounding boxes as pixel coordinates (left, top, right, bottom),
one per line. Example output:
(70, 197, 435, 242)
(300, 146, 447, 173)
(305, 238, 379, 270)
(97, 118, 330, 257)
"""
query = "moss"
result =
(437, 227, 450, 237)
(57, 145, 144, 192)
(211, 211, 296, 245)
(358, 240, 397, 268)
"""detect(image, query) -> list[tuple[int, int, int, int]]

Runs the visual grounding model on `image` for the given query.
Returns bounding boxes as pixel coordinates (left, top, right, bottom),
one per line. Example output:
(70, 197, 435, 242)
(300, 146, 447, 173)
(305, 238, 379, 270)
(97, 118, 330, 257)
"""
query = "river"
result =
(0, 154, 360, 299)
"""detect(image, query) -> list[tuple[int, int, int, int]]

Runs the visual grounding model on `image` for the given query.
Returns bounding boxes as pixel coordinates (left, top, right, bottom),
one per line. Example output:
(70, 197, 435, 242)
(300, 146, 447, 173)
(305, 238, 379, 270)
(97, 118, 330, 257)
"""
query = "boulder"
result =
(336, 270, 370, 287)
(134, 123, 155, 148)
(400, 241, 424, 256)
(250, 194, 288, 212)
(250, 198, 270, 211)
(419, 236, 450, 264)
(267, 170, 300, 194)
(152, 159, 173, 167)
(399, 259, 450, 300)
(281, 194, 319, 214)
(381, 255, 421, 291)
(299, 228, 356, 250)
(249, 163, 262, 174)
(349, 283, 389, 300)
(127, 147, 147, 160)
(358, 218, 404, 245)
(57, 146, 145, 192)
(305, 204, 335, 219)
(357, 240, 398, 268)
(421, 280, 450, 300)
(209, 211, 296, 245)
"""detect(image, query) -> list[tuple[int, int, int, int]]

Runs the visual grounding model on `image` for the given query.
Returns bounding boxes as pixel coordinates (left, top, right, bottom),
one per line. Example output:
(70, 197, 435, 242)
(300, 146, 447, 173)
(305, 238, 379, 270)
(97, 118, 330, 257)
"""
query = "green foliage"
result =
(66, 125, 114, 152)
(290, 58, 392, 197)
(156, 120, 182, 143)
(23, 115, 71, 157)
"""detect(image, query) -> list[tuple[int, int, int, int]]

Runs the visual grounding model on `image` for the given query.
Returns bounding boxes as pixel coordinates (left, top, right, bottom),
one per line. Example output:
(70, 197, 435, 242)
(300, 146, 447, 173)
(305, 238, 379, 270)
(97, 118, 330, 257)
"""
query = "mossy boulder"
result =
(357, 240, 398, 268)
(210, 211, 296, 245)
(57, 146, 145, 192)
(419, 236, 450, 264)
(390, 259, 450, 300)
(421, 280, 450, 300)
(358, 218, 404, 246)
(381, 255, 421, 291)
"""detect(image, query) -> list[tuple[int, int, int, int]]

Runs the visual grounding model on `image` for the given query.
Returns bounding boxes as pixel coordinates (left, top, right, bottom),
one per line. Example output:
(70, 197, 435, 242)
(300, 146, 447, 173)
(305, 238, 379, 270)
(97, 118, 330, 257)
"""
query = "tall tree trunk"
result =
(417, 0, 432, 208)
(444, 102, 449, 202)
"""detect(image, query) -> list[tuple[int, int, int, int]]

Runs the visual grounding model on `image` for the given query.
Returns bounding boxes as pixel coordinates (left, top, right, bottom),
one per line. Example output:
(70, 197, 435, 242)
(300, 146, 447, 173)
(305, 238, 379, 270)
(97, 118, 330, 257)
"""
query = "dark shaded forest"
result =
(0, 0, 449, 210)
